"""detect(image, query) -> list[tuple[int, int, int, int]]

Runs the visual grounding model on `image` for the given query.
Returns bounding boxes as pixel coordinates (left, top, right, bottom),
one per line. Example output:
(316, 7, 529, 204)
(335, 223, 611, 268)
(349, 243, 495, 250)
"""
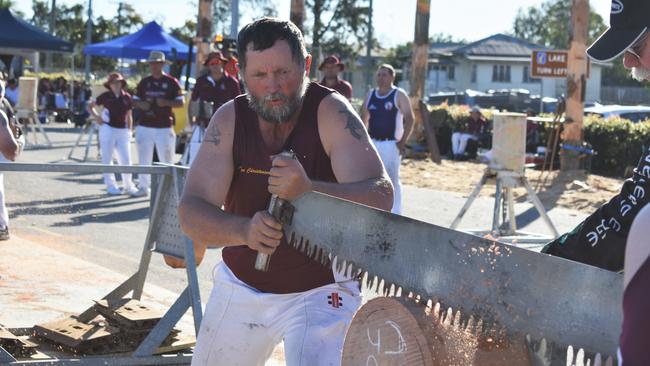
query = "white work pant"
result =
(191, 263, 361, 366)
(99, 124, 135, 191)
(0, 155, 7, 228)
(135, 126, 175, 189)
(188, 124, 204, 166)
(372, 139, 402, 214)
(451, 132, 477, 155)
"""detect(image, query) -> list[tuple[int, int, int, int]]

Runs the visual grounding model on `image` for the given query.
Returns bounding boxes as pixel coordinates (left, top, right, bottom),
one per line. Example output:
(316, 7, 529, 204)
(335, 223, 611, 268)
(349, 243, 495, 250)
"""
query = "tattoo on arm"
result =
(339, 108, 363, 140)
(204, 123, 222, 146)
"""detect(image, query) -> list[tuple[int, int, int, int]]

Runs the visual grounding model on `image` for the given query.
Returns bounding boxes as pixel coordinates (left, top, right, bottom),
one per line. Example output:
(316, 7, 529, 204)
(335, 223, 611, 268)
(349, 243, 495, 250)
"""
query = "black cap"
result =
(586, 0, 649, 62)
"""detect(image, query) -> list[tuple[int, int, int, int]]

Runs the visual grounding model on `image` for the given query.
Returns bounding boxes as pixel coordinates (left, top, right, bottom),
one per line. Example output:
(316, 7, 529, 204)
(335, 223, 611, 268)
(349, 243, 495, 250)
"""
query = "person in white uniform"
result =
(0, 79, 24, 240)
(132, 51, 184, 196)
(361, 64, 414, 214)
(88, 72, 140, 196)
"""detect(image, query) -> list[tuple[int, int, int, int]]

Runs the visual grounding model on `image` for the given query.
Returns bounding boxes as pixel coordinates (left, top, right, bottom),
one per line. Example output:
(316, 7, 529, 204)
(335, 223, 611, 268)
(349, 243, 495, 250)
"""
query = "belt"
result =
(372, 137, 396, 142)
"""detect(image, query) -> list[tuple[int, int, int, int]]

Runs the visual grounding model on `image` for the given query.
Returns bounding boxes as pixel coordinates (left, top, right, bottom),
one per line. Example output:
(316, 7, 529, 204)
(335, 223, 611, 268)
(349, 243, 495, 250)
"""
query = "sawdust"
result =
(401, 159, 624, 214)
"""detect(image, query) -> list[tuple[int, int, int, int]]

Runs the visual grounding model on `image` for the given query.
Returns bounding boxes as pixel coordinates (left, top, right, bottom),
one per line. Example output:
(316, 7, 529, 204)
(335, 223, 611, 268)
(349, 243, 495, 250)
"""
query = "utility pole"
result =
(230, 0, 239, 39)
(195, 0, 214, 78)
(46, 0, 56, 71)
(290, 0, 305, 33)
(84, 0, 92, 81)
(561, 0, 589, 171)
(364, 0, 373, 90)
(116, 2, 123, 35)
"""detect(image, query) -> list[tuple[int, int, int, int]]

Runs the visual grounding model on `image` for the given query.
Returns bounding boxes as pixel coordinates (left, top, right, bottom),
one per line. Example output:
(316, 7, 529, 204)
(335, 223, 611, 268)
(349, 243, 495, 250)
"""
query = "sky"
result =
(13, 0, 612, 47)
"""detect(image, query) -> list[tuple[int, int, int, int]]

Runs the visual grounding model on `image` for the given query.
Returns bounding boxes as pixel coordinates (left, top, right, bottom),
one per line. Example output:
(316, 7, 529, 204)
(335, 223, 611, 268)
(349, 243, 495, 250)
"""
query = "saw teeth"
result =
(525, 335, 613, 366)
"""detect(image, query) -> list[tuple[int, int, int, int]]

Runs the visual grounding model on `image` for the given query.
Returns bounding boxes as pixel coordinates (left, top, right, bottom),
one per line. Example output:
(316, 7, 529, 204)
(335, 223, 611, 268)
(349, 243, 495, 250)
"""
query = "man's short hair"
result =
(377, 64, 395, 76)
(237, 18, 307, 71)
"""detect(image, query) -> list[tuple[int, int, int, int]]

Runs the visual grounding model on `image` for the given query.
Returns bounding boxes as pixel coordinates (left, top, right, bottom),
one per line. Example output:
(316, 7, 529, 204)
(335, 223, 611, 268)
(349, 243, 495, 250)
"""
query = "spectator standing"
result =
(318, 55, 352, 100)
(88, 72, 141, 197)
(361, 63, 414, 214)
(133, 51, 184, 196)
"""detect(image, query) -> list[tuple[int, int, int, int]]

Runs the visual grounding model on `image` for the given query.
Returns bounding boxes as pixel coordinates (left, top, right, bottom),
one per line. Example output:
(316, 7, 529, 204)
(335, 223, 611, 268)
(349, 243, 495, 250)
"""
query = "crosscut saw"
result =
(278, 191, 622, 362)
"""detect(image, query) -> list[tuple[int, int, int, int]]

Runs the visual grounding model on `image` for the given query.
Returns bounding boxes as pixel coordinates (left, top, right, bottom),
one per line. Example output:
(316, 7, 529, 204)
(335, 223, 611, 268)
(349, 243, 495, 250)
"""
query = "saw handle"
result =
(254, 150, 296, 272)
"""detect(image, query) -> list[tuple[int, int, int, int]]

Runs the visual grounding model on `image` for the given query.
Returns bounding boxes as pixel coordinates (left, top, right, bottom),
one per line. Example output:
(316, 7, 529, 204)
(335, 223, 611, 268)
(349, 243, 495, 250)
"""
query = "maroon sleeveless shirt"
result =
(223, 82, 336, 294)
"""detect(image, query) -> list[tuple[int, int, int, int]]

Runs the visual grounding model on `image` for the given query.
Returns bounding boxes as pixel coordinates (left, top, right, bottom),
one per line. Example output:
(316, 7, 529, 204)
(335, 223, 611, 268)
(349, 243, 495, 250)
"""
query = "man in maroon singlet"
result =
(318, 55, 352, 100)
(179, 18, 393, 366)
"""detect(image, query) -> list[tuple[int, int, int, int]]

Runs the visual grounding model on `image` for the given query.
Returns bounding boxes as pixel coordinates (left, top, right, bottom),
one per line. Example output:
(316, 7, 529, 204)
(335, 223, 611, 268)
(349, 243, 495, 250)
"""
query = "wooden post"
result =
(290, 0, 305, 33)
(561, 0, 589, 171)
(342, 297, 532, 365)
(195, 0, 214, 78)
(409, 0, 431, 153)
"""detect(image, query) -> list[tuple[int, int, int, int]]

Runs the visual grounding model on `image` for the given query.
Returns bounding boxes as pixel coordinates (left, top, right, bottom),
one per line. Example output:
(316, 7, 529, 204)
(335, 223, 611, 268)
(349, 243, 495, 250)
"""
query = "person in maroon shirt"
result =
(318, 55, 352, 100)
(179, 18, 393, 365)
(132, 51, 184, 196)
(188, 51, 241, 164)
(88, 72, 140, 197)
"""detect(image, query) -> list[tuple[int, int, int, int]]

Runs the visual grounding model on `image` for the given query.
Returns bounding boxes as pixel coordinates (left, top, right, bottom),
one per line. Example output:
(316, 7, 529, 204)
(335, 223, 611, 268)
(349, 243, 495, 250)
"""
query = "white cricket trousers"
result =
(190, 262, 361, 366)
(0, 155, 7, 228)
(372, 139, 402, 214)
(98, 124, 135, 191)
(135, 125, 175, 189)
(188, 124, 204, 166)
(451, 132, 477, 155)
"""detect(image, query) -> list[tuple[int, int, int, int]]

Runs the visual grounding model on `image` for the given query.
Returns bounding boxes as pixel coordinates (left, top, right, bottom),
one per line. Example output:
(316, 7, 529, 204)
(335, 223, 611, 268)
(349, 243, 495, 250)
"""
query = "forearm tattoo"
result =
(204, 123, 222, 146)
(339, 108, 363, 140)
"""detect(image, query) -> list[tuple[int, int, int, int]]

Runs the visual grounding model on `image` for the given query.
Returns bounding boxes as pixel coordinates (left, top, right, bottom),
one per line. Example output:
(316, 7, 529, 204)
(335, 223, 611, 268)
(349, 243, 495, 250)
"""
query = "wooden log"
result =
(342, 297, 531, 366)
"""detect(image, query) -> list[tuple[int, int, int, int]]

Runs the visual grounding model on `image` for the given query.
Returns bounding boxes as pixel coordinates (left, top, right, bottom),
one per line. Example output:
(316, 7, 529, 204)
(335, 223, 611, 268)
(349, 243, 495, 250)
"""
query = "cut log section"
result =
(341, 297, 531, 366)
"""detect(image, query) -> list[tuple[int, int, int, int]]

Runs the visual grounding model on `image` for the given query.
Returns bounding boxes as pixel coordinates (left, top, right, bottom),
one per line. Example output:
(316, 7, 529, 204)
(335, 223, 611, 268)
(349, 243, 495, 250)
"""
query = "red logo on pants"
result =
(327, 292, 342, 308)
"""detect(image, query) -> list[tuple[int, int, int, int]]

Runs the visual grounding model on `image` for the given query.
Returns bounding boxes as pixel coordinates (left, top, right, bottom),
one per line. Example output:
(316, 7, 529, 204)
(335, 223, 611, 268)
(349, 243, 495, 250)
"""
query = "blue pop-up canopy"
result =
(83, 21, 191, 61)
(0, 8, 73, 52)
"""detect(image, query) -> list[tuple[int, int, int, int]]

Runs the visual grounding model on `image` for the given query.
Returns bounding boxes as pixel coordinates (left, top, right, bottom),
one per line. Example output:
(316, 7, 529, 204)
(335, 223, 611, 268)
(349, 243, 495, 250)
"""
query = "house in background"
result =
(402, 33, 607, 105)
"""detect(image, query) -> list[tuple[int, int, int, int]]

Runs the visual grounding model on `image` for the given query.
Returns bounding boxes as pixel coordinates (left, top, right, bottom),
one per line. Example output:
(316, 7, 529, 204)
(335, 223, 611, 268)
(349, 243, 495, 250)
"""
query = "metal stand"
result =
(0, 163, 200, 365)
(68, 120, 100, 161)
(451, 168, 559, 244)
(15, 109, 52, 148)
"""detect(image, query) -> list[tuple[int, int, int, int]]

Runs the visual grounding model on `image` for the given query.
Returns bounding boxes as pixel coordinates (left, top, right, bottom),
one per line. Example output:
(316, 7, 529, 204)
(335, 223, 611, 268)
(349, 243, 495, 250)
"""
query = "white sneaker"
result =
(124, 186, 140, 197)
(107, 186, 123, 196)
(132, 187, 150, 197)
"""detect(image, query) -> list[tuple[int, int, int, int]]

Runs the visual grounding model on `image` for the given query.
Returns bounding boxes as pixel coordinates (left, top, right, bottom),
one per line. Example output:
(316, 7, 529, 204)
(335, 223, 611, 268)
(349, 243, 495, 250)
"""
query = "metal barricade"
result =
(0, 162, 200, 365)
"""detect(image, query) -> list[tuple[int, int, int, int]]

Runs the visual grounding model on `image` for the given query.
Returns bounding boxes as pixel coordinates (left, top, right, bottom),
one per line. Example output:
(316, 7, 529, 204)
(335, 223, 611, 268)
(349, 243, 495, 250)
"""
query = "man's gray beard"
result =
(631, 67, 650, 82)
(247, 78, 308, 124)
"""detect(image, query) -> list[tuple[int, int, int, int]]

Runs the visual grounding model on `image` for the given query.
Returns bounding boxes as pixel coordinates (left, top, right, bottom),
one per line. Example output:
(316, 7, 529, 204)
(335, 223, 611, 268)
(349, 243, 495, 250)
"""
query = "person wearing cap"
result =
(318, 55, 352, 100)
(540, 1, 650, 363)
(361, 63, 414, 214)
(88, 72, 140, 197)
(188, 51, 241, 164)
(451, 105, 487, 160)
(133, 51, 184, 196)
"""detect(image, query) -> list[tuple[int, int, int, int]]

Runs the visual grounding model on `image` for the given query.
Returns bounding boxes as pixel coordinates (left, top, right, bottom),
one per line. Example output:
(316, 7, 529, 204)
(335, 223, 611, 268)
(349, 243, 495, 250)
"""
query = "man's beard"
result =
(247, 77, 308, 124)
(631, 66, 650, 82)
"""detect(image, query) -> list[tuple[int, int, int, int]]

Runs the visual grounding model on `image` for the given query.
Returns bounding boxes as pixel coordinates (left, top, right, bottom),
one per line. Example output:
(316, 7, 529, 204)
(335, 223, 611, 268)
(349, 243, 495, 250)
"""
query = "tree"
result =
(0, 0, 23, 16)
(512, 0, 606, 49)
(512, 0, 635, 88)
(305, 0, 370, 77)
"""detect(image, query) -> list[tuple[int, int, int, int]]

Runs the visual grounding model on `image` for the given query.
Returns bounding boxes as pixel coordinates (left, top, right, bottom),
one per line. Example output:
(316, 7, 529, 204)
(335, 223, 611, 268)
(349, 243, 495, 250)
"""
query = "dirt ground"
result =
(401, 158, 625, 214)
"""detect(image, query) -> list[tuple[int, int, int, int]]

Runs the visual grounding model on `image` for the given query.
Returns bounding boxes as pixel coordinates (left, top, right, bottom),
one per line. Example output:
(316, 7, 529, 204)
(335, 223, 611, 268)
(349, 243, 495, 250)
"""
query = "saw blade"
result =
(283, 192, 623, 357)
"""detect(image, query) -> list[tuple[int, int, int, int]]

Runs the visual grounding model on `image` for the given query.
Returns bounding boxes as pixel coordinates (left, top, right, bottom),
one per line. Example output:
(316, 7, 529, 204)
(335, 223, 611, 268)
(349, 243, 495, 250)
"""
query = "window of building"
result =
(492, 65, 511, 82)
(523, 65, 541, 83)
(447, 66, 455, 80)
(471, 64, 477, 83)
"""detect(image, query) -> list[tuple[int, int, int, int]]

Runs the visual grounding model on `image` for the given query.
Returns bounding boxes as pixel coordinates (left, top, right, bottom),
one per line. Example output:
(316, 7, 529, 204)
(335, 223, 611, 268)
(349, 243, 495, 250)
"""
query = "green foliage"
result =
(305, 0, 370, 75)
(512, 0, 607, 49)
(583, 115, 650, 176)
(427, 103, 650, 177)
